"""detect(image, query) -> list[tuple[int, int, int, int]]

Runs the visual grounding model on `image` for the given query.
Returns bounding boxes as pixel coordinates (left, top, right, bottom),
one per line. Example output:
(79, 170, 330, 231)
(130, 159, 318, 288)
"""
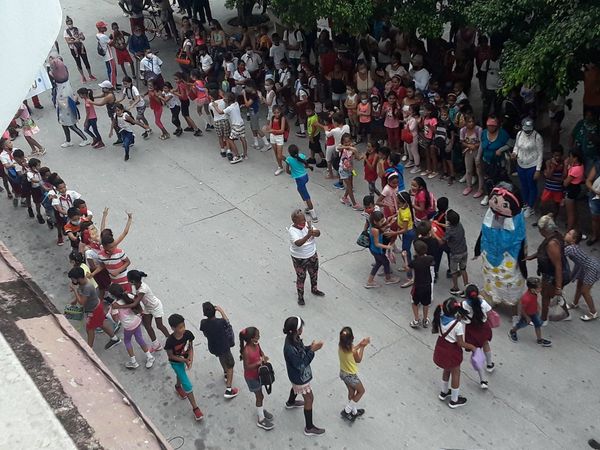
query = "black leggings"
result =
(62, 124, 86, 142)
(170, 106, 181, 129)
(84, 118, 102, 141)
(370, 251, 391, 276)
(70, 48, 91, 72)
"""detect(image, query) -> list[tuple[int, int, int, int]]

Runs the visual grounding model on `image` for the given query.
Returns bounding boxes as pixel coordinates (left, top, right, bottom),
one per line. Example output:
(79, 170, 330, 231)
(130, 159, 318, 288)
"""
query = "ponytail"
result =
(431, 304, 443, 334)
(288, 144, 313, 171)
(465, 284, 484, 323)
(414, 177, 431, 210)
(239, 326, 259, 361)
(398, 191, 415, 225)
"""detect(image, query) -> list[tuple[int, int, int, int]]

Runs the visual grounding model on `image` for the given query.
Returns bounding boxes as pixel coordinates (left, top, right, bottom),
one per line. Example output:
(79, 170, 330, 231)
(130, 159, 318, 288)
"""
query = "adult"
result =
(96, 21, 117, 88)
(355, 60, 374, 94)
(480, 46, 502, 123)
(139, 49, 164, 89)
(478, 115, 512, 206)
(564, 229, 599, 321)
(63, 16, 96, 83)
(110, 22, 136, 79)
(376, 27, 392, 68)
(586, 159, 600, 245)
(199, 302, 239, 399)
(527, 214, 570, 324)
(512, 117, 543, 217)
(192, 0, 212, 24)
(128, 25, 150, 60)
(459, 115, 484, 198)
(288, 209, 325, 305)
(208, 19, 227, 65)
(92, 81, 120, 145)
(409, 54, 430, 93)
(570, 109, 600, 173)
(283, 27, 304, 67)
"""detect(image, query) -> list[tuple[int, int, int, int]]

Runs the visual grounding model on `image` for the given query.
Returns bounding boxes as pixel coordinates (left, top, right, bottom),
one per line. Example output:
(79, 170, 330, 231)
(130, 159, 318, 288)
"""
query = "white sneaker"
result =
(458, 175, 466, 183)
(410, 167, 420, 174)
(401, 154, 408, 161)
(61, 142, 74, 148)
(230, 156, 243, 164)
(541, 320, 549, 327)
(145, 355, 156, 368)
(125, 360, 139, 369)
(274, 167, 284, 176)
(79, 139, 91, 147)
(480, 195, 489, 206)
(252, 143, 261, 149)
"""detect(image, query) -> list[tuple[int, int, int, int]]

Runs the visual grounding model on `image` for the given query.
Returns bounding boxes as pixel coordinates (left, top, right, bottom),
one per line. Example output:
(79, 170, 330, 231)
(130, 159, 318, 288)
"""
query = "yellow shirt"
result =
(339, 347, 358, 374)
(397, 206, 414, 230)
(80, 263, 98, 289)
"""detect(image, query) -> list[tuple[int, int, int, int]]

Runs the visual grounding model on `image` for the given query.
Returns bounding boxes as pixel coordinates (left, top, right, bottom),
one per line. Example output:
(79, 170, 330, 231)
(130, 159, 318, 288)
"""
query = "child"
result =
(398, 191, 417, 287)
(160, 82, 183, 136)
(261, 78, 276, 121)
(408, 240, 434, 328)
(73, 198, 93, 222)
(415, 220, 440, 279)
(435, 106, 456, 184)
(370, 94, 385, 143)
(108, 283, 155, 370)
(109, 103, 150, 161)
(173, 72, 201, 135)
(462, 285, 495, 388)
(386, 152, 406, 191)
(382, 92, 402, 155)
(285, 145, 317, 222)
(51, 179, 81, 246)
(121, 76, 150, 135)
(432, 297, 476, 408)
(376, 146, 392, 190)
(294, 74, 310, 138)
(338, 327, 370, 421)
(508, 278, 552, 346)
(431, 197, 450, 278)
(419, 102, 438, 178)
(11, 149, 32, 214)
(165, 313, 204, 420)
(240, 327, 274, 431)
(563, 148, 585, 232)
(344, 86, 359, 139)
(376, 172, 399, 223)
(338, 133, 364, 210)
(265, 105, 287, 174)
(305, 104, 326, 167)
(404, 104, 421, 173)
(444, 209, 469, 296)
(64, 207, 85, 251)
(146, 81, 170, 140)
(211, 92, 247, 164)
(411, 176, 436, 221)
(0, 138, 23, 208)
(282, 316, 325, 436)
(541, 145, 565, 218)
(208, 89, 231, 158)
(356, 91, 372, 143)
(69, 251, 97, 288)
(323, 111, 350, 188)
(14, 103, 46, 156)
(26, 158, 46, 224)
(243, 86, 270, 149)
(77, 87, 104, 148)
(364, 141, 381, 196)
(190, 69, 213, 131)
(365, 210, 400, 288)
(39, 167, 57, 228)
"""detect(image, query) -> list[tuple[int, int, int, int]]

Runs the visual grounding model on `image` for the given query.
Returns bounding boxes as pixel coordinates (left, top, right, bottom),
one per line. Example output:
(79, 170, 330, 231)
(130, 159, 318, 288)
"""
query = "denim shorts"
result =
(515, 312, 543, 329)
(339, 371, 361, 387)
(245, 377, 262, 393)
(589, 196, 600, 216)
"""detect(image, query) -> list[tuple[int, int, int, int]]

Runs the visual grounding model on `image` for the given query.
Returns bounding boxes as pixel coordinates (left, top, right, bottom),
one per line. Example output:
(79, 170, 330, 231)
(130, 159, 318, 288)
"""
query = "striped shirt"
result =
(544, 161, 564, 192)
(98, 247, 131, 292)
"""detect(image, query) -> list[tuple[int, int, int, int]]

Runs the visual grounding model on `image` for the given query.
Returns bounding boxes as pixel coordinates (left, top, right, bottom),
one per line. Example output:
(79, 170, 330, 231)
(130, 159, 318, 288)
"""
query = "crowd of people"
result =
(2, 3, 600, 440)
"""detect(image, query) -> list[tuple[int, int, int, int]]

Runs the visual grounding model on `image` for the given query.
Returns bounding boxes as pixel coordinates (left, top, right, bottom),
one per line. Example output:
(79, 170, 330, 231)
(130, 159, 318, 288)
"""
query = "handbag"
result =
(401, 127, 413, 144)
(487, 309, 501, 328)
(470, 347, 485, 371)
(64, 304, 84, 321)
(224, 320, 235, 347)
(258, 361, 275, 394)
(548, 294, 568, 321)
(357, 229, 370, 248)
(175, 49, 192, 67)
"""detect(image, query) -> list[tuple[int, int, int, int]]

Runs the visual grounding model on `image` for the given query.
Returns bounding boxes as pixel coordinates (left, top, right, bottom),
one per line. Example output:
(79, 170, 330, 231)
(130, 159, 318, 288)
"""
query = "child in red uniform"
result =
(509, 277, 552, 346)
(364, 141, 380, 196)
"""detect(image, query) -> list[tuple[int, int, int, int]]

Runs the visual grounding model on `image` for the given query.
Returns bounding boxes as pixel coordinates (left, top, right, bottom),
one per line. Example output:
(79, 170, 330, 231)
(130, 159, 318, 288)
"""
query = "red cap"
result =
(96, 21, 107, 29)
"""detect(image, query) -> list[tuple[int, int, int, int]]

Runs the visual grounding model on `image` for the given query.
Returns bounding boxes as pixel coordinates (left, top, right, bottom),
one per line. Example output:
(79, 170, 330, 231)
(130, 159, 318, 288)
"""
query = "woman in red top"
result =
(146, 81, 169, 140)
(364, 141, 380, 196)
(240, 327, 274, 431)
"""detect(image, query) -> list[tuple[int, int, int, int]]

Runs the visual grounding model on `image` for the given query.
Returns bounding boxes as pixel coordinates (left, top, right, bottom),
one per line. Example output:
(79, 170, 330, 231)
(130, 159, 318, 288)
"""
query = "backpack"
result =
(258, 361, 275, 394)
(96, 37, 106, 57)
(224, 320, 235, 348)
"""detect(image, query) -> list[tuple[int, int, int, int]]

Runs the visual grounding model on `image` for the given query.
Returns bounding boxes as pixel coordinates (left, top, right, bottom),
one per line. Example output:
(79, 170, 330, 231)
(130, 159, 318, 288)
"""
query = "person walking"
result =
(64, 16, 96, 82)
(512, 118, 543, 218)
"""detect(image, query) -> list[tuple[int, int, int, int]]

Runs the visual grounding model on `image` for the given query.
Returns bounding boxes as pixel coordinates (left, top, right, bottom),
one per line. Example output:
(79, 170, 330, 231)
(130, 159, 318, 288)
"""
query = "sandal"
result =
(566, 302, 580, 310)
(363, 283, 379, 289)
(581, 312, 598, 321)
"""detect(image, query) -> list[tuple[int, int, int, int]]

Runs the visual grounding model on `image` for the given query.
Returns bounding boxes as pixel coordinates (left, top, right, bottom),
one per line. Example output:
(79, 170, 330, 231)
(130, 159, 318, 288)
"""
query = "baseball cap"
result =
(96, 21, 107, 29)
(98, 80, 113, 89)
(521, 118, 534, 132)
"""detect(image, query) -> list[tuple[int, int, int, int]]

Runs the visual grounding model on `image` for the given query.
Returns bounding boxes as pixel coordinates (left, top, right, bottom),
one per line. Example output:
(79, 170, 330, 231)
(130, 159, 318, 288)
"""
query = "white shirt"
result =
(440, 319, 465, 343)
(111, 298, 142, 331)
(232, 69, 251, 95)
(240, 52, 262, 72)
(513, 131, 544, 170)
(0, 150, 16, 175)
(163, 92, 180, 109)
(96, 33, 113, 62)
(326, 124, 351, 148)
(26, 170, 42, 188)
(224, 102, 243, 126)
(385, 64, 408, 80)
(133, 282, 161, 310)
(277, 67, 292, 87)
(410, 67, 430, 92)
(283, 29, 303, 60)
(482, 58, 502, 91)
(462, 299, 492, 324)
(140, 55, 163, 76)
(210, 99, 227, 121)
(52, 189, 81, 214)
(269, 43, 286, 69)
(223, 60, 236, 78)
(116, 112, 135, 133)
(288, 224, 316, 259)
(123, 85, 145, 108)
(199, 53, 213, 73)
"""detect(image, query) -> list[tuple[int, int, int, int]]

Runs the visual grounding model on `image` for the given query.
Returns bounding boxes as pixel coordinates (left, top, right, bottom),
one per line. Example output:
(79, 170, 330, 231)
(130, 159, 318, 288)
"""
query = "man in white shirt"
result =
(96, 21, 117, 88)
(269, 33, 286, 70)
(287, 209, 324, 305)
(232, 61, 251, 96)
(480, 47, 503, 121)
(409, 54, 430, 92)
(240, 47, 263, 79)
(283, 28, 303, 65)
(139, 49, 164, 89)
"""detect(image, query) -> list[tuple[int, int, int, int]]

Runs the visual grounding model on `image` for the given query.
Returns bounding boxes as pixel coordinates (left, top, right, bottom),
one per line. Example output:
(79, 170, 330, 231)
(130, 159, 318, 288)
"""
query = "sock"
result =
(111, 335, 119, 342)
(441, 380, 449, 393)
(257, 406, 265, 421)
(303, 409, 314, 429)
(300, 123, 306, 133)
(152, 340, 159, 347)
(485, 351, 493, 365)
(130, 356, 137, 363)
(476, 368, 485, 383)
(287, 388, 297, 405)
(145, 351, 153, 359)
(344, 403, 352, 414)
(450, 388, 459, 402)
(262, 136, 269, 145)
(254, 136, 259, 146)
(308, 209, 316, 218)
(349, 400, 358, 414)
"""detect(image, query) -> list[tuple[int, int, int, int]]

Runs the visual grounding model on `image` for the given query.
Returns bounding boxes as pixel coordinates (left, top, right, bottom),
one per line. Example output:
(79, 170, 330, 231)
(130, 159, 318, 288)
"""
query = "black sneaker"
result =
(142, 131, 149, 139)
(537, 338, 552, 347)
(353, 408, 365, 417)
(486, 363, 495, 373)
(226, 152, 233, 161)
(316, 160, 328, 168)
(27, 207, 34, 218)
(298, 297, 305, 306)
(304, 426, 325, 436)
(285, 400, 304, 409)
(306, 157, 317, 164)
(448, 396, 467, 408)
(194, 129, 203, 136)
(46, 219, 54, 230)
(508, 330, 518, 342)
(37, 214, 45, 224)
(104, 337, 121, 350)
(449, 288, 464, 296)
(124, 154, 130, 161)
(438, 390, 450, 401)
(220, 151, 227, 158)
(340, 409, 356, 422)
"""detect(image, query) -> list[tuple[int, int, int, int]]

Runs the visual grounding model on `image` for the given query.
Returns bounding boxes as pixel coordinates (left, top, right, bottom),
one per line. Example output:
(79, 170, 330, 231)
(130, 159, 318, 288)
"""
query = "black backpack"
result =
(97, 37, 106, 56)
(258, 362, 275, 394)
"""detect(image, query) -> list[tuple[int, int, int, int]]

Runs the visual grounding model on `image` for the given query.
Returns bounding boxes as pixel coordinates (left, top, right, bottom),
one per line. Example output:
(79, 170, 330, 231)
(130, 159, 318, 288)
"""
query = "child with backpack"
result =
(240, 327, 274, 431)
(338, 327, 370, 422)
(508, 277, 552, 347)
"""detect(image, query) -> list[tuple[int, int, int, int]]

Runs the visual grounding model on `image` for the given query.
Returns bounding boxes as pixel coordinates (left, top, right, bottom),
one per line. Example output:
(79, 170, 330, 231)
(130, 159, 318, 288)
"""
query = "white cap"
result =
(98, 80, 113, 89)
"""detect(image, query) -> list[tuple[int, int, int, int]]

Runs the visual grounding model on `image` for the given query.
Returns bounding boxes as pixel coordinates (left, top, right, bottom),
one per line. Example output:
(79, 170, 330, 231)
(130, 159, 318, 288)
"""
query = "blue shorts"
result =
(589, 196, 600, 216)
(245, 377, 262, 393)
(295, 174, 311, 201)
(515, 312, 543, 329)
(170, 361, 193, 393)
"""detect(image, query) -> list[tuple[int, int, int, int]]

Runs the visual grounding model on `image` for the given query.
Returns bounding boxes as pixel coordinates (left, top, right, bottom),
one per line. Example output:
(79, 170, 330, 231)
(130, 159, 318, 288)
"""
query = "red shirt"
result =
(520, 291, 538, 315)
(243, 344, 262, 380)
(364, 153, 378, 182)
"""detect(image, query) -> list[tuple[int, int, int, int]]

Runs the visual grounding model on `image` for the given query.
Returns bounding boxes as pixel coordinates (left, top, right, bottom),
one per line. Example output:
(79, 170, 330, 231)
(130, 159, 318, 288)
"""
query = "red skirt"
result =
(465, 321, 492, 348)
(433, 337, 463, 370)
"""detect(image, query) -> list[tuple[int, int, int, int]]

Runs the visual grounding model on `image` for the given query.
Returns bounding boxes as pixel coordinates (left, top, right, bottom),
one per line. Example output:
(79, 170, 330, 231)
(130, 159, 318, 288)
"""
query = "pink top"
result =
(568, 163, 584, 185)
(423, 117, 437, 140)
(383, 102, 401, 128)
(84, 99, 97, 120)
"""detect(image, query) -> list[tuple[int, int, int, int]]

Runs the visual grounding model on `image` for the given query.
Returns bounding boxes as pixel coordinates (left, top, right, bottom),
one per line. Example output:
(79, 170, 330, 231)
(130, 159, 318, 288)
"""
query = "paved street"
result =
(1, 0, 599, 449)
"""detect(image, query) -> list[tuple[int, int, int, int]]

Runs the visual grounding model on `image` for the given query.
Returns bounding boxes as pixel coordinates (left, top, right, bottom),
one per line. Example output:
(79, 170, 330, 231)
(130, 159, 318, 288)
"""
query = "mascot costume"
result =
(474, 182, 527, 306)
(49, 53, 88, 146)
